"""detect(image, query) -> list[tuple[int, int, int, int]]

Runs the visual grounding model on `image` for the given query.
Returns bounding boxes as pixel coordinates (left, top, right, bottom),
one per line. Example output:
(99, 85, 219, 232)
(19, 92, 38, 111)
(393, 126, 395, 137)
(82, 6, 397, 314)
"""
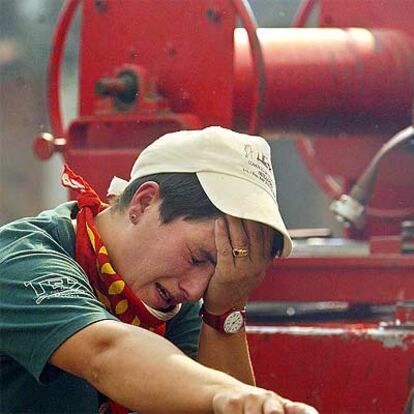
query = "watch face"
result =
(223, 311, 244, 334)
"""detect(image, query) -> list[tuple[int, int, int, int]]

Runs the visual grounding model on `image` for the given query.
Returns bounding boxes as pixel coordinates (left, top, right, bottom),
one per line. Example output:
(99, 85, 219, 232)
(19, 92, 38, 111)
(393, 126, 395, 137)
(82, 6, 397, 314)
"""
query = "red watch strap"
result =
(199, 304, 246, 332)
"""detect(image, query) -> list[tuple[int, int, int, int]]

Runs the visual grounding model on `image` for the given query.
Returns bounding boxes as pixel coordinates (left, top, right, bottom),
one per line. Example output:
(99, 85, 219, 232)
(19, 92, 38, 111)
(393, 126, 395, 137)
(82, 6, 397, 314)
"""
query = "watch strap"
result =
(199, 304, 246, 333)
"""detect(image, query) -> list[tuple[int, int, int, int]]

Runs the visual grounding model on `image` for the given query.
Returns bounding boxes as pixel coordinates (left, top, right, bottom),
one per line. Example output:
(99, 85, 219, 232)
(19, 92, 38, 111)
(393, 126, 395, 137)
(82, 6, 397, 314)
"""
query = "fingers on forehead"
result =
(225, 215, 248, 247)
(243, 219, 275, 259)
(226, 215, 263, 231)
(245, 218, 263, 236)
(226, 215, 276, 253)
(262, 225, 274, 258)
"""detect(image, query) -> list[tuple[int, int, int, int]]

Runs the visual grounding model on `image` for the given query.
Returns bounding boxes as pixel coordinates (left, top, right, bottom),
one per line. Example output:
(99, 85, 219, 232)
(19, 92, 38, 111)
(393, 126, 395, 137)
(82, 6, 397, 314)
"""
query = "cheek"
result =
(192, 263, 216, 281)
(205, 264, 216, 280)
(166, 239, 191, 265)
(156, 245, 191, 274)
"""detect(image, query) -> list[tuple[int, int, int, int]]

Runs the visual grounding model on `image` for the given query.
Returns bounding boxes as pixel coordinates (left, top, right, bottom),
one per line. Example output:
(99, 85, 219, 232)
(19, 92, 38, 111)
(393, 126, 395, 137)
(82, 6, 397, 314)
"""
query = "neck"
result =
(94, 207, 128, 272)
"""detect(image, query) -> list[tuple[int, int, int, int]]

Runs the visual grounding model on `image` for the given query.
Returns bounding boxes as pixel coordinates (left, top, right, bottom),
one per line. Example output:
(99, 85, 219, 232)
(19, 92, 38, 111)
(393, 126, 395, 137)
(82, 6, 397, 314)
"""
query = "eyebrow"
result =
(199, 247, 217, 267)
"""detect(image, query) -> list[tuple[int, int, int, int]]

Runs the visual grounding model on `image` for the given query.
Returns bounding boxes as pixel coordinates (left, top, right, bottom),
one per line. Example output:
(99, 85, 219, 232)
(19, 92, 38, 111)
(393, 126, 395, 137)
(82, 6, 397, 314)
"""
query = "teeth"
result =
(156, 283, 171, 303)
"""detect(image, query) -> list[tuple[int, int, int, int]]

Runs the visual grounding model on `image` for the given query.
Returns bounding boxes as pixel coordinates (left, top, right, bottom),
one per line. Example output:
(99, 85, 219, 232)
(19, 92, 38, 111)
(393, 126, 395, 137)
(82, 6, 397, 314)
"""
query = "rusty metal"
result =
(247, 324, 414, 413)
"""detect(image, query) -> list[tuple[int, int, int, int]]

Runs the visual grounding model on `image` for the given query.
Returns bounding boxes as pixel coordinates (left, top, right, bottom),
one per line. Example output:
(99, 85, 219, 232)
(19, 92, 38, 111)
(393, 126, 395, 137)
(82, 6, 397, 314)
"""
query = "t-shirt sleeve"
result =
(165, 301, 202, 359)
(0, 247, 118, 383)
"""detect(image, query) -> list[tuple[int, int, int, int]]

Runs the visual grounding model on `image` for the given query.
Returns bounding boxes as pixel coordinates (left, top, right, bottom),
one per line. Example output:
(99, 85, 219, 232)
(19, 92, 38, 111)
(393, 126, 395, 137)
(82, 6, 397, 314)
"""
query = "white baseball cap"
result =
(108, 126, 292, 257)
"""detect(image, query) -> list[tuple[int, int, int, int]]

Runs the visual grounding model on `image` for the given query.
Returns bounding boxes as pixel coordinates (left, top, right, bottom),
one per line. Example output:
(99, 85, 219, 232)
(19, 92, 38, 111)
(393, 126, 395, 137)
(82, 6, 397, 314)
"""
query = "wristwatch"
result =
(199, 304, 246, 334)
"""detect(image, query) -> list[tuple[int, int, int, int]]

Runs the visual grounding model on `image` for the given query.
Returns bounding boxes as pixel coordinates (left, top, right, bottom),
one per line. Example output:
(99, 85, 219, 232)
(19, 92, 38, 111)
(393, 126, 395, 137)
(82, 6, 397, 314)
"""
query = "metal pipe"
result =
(234, 28, 414, 134)
(330, 126, 414, 228)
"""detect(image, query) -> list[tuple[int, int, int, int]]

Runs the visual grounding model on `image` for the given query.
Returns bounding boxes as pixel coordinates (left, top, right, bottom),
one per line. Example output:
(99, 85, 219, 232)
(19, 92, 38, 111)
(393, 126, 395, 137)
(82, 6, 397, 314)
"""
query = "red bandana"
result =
(61, 164, 166, 414)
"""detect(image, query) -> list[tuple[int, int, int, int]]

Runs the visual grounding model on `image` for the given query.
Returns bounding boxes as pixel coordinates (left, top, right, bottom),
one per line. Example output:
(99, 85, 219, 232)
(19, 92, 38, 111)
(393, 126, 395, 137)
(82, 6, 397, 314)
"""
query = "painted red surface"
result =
(252, 255, 414, 304)
(248, 325, 414, 413)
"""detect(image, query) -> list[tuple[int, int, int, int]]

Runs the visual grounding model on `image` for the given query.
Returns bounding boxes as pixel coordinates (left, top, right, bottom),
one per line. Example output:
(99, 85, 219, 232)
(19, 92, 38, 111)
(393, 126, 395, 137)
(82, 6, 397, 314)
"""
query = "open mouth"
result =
(155, 282, 172, 304)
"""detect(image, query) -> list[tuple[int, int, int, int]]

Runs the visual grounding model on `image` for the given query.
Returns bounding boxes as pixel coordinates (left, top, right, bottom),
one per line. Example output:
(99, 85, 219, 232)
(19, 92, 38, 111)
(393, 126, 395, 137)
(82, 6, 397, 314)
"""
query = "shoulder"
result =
(0, 202, 78, 262)
(0, 201, 92, 304)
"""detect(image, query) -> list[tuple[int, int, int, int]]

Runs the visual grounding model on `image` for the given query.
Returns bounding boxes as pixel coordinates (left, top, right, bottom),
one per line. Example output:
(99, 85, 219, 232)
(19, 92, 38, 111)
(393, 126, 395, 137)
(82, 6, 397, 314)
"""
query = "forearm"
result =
(197, 322, 255, 386)
(51, 320, 319, 414)
(86, 322, 242, 413)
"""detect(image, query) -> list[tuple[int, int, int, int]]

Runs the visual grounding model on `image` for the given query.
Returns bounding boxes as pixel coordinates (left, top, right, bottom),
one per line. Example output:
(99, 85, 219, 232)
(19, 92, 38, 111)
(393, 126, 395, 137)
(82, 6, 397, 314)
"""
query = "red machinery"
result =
(35, 0, 414, 412)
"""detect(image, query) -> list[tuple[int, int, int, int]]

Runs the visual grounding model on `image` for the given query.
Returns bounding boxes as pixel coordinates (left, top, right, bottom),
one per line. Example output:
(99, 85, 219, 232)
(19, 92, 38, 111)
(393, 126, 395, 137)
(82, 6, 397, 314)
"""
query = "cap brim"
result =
(197, 172, 293, 257)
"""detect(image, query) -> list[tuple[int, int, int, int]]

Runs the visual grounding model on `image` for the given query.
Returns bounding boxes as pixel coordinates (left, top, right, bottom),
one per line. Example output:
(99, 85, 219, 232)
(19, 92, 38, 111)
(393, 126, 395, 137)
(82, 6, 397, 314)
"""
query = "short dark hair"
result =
(112, 172, 284, 257)
(112, 173, 222, 223)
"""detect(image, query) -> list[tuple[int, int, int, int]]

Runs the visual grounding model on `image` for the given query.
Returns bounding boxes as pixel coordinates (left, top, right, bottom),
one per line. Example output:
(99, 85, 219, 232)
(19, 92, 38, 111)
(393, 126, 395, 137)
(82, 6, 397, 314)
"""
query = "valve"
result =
(95, 69, 139, 110)
(33, 132, 66, 160)
(330, 126, 414, 229)
(330, 194, 366, 229)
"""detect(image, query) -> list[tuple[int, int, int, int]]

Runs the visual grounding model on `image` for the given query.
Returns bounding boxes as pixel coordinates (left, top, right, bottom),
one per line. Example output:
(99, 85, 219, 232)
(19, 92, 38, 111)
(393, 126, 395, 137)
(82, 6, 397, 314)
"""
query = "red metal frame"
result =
(47, 0, 80, 138)
(65, 113, 202, 197)
(252, 255, 414, 304)
(47, 0, 265, 138)
(230, 0, 265, 134)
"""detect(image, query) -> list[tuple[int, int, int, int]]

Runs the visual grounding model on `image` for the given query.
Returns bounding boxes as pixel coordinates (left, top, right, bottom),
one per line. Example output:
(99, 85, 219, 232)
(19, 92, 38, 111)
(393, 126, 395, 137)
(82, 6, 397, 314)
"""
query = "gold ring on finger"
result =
(232, 247, 249, 258)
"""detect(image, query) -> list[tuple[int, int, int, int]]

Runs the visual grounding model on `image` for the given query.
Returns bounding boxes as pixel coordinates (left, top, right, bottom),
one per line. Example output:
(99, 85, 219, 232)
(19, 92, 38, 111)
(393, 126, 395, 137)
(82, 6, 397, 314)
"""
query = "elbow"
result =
(81, 321, 132, 390)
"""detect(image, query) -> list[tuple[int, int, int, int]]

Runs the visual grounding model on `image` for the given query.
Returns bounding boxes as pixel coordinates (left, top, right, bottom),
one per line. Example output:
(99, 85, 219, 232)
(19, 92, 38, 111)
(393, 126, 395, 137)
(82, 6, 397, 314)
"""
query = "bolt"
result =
(324, 15, 333, 25)
(94, 0, 107, 13)
(206, 7, 221, 23)
(129, 49, 138, 60)
(166, 43, 176, 58)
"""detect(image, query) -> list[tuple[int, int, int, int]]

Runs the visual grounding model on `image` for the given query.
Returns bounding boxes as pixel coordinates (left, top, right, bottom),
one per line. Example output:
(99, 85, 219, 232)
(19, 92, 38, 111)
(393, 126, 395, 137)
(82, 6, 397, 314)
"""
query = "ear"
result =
(128, 181, 160, 223)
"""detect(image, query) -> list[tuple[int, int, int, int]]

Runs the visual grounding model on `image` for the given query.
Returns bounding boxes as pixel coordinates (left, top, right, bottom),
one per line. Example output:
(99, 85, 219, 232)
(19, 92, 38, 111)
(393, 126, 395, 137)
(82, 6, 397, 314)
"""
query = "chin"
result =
(152, 302, 175, 312)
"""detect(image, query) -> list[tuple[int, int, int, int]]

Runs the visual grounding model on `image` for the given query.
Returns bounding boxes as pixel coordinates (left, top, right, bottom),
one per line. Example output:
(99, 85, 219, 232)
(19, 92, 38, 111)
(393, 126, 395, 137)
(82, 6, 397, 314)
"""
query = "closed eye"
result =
(191, 256, 206, 266)
(188, 247, 215, 268)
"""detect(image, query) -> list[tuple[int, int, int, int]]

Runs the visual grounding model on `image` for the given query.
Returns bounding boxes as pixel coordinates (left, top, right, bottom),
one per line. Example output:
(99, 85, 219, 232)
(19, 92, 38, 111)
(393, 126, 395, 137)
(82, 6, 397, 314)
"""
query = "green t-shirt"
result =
(0, 202, 202, 413)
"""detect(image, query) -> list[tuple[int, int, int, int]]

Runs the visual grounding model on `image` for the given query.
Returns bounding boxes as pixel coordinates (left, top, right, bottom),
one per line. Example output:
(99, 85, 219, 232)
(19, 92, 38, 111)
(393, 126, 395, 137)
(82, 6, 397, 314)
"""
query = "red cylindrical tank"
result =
(234, 28, 414, 133)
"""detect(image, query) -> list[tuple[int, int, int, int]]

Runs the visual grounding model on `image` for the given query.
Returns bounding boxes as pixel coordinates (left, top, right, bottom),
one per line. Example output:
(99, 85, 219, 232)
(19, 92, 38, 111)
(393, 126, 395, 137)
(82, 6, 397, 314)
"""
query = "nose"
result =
(178, 269, 212, 302)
